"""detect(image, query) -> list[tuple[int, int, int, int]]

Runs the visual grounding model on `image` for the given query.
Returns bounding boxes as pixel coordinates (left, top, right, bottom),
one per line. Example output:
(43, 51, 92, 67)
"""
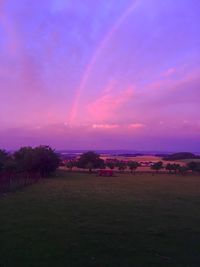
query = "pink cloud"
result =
(0, 10, 19, 55)
(129, 123, 146, 129)
(149, 68, 200, 92)
(92, 123, 119, 129)
(162, 68, 176, 77)
(87, 86, 134, 121)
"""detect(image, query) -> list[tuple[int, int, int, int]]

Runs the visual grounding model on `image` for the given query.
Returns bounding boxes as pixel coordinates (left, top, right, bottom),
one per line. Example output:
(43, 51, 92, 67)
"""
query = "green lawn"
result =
(1, 171, 200, 267)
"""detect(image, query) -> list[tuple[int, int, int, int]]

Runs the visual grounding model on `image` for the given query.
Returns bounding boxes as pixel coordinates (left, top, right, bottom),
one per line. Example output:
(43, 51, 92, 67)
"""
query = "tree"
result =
(178, 165, 188, 176)
(0, 150, 16, 189)
(0, 149, 10, 172)
(172, 163, 181, 174)
(66, 160, 76, 171)
(14, 147, 35, 173)
(116, 161, 127, 172)
(14, 146, 60, 177)
(166, 163, 183, 174)
(85, 162, 94, 173)
(77, 151, 105, 172)
(164, 152, 199, 161)
(106, 161, 115, 170)
(128, 161, 140, 174)
(187, 161, 200, 173)
(33, 146, 60, 177)
(165, 163, 173, 174)
(151, 161, 163, 173)
(187, 161, 196, 172)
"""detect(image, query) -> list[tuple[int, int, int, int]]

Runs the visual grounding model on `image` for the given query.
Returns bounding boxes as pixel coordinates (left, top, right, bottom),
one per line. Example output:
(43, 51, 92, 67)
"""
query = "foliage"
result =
(178, 166, 188, 175)
(165, 163, 180, 173)
(164, 152, 199, 161)
(33, 146, 60, 177)
(187, 161, 200, 173)
(127, 161, 140, 173)
(66, 160, 76, 171)
(14, 146, 60, 177)
(1, 146, 60, 193)
(165, 163, 174, 173)
(106, 161, 115, 170)
(116, 161, 127, 171)
(0, 149, 12, 171)
(14, 146, 36, 172)
(151, 161, 163, 172)
(3, 158, 17, 173)
(77, 151, 105, 171)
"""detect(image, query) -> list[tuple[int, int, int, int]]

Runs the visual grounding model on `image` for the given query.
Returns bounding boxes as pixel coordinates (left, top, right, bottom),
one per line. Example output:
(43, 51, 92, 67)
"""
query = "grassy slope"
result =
(1, 171, 200, 267)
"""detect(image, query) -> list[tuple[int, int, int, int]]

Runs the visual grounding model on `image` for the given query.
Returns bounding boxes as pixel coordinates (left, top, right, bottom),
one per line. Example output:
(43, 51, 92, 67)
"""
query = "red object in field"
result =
(99, 169, 113, 176)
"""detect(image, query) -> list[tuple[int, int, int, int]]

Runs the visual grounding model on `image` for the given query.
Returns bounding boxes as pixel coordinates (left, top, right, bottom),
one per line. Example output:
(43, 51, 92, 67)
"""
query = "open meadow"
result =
(1, 171, 200, 267)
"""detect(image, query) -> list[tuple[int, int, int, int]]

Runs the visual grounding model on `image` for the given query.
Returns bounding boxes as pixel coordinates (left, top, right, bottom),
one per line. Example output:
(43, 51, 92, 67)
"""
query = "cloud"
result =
(92, 123, 119, 129)
(138, 69, 200, 112)
(87, 86, 134, 121)
(162, 68, 176, 77)
(129, 123, 146, 129)
(1, 122, 200, 152)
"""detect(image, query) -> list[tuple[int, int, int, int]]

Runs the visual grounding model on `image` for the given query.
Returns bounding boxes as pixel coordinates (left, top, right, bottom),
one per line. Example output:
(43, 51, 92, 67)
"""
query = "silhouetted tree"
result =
(151, 161, 163, 173)
(14, 147, 35, 173)
(164, 152, 199, 161)
(33, 146, 60, 177)
(0, 149, 10, 172)
(172, 163, 181, 174)
(178, 165, 188, 176)
(165, 163, 174, 174)
(14, 146, 60, 177)
(116, 161, 127, 172)
(128, 161, 140, 174)
(106, 161, 115, 170)
(187, 161, 200, 174)
(66, 160, 76, 171)
(77, 151, 105, 172)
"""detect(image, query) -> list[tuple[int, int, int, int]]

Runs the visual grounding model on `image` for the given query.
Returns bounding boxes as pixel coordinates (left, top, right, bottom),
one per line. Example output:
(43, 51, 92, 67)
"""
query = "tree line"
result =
(66, 151, 140, 173)
(1, 149, 200, 194)
(66, 151, 200, 175)
(0, 146, 60, 193)
(163, 152, 200, 161)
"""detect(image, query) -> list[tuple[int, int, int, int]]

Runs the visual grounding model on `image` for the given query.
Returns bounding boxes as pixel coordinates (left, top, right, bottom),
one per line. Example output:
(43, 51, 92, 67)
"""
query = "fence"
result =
(0, 171, 41, 194)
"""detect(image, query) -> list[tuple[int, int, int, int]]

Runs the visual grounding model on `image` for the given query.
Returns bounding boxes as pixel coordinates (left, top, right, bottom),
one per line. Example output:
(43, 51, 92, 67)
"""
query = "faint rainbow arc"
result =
(69, 0, 141, 124)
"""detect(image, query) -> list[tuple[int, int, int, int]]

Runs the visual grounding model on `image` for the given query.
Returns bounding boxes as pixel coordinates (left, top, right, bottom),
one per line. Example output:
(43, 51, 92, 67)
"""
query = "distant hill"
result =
(114, 153, 144, 157)
(164, 152, 200, 161)
(155, 154, 171, 158)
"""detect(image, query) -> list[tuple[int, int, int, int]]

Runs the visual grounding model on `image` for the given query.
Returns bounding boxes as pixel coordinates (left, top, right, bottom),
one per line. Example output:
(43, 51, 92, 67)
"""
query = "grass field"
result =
(1, 171, 200, 267)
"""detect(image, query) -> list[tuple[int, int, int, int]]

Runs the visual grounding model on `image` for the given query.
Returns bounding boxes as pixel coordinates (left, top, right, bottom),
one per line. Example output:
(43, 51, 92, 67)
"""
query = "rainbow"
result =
(69, 0, 141, 124)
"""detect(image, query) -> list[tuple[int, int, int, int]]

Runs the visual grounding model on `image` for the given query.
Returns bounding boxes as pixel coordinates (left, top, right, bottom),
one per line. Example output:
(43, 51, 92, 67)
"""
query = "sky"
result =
(0, 0, 200, 151)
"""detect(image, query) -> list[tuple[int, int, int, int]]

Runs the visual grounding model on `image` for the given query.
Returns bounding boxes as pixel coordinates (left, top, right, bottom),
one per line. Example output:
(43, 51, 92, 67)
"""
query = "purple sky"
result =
(0, 0, 200, 151)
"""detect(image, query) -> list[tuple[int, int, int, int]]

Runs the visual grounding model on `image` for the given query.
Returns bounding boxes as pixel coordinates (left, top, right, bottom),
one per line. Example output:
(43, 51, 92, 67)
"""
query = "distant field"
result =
(180, 158, 200, 163)
(1, 171, 200, 267)
(102, 155, 162, 162)
(102, 155, 185, 166)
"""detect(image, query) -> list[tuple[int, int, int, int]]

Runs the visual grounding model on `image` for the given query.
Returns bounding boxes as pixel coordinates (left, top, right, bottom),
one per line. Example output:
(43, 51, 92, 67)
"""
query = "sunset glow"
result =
(0, 0, 200, 151)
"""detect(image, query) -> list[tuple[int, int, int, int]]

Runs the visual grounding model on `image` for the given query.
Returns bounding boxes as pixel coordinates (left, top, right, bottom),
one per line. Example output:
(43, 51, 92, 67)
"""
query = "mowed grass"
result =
(1, 171, 200, 267)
